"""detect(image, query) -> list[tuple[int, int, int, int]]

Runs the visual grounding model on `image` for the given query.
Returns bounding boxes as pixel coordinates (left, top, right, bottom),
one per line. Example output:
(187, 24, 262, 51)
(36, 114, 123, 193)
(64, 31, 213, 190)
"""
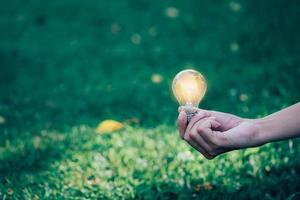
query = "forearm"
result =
(255, 103, 300, 144)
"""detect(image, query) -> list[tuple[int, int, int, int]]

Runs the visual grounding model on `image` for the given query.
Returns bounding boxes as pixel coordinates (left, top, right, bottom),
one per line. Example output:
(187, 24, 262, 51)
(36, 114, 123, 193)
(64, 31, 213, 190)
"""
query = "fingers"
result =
(178, 106, 184, 113)
(178, 107, 211, 139)
(210, 118, 221, 129)
(197, 118, 222, 146)
(184, 117, 223, 159)
(184, 111, 211, 137)
(196, 117, 221, 134)
(187, 139, 214, 159)
(187, 126, 215, 159)
(177, 111, 187, 139)
(185, 120, 214, 159)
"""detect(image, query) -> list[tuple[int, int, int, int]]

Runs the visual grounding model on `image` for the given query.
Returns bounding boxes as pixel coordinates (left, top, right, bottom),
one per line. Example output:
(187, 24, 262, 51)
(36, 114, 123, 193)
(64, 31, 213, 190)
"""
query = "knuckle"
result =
(183, 134, 189, 141)
(197, 111, 205, 117)
(197, 126, 204, 133)
(203, 111, 211, 117)
(195, 110, 207, 119)
(189, 131, 198, 140)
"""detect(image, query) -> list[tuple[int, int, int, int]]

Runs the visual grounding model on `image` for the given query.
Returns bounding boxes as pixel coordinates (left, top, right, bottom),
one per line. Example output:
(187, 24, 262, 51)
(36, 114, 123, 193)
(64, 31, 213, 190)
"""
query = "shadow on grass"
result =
(134, 161, 300, 200)
(0, 142, 66, 175)
(0, 127, 115, 199)
(0, 131, 71, 196)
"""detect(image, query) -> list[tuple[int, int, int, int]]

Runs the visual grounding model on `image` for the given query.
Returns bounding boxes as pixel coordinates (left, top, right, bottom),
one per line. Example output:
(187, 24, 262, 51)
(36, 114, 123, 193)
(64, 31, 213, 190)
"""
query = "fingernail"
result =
(178, 106, 184, 113)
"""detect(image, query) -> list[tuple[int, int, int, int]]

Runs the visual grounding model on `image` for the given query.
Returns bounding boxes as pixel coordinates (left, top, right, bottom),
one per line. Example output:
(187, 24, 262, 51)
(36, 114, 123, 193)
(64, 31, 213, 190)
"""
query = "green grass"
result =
(1, 126, 300, 199)
(0, 0, 300, 199)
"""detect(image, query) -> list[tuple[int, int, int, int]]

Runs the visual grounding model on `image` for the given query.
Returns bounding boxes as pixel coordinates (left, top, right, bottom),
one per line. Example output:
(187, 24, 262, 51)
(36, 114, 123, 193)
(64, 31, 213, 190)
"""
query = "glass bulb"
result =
(172, 69, 207, 120)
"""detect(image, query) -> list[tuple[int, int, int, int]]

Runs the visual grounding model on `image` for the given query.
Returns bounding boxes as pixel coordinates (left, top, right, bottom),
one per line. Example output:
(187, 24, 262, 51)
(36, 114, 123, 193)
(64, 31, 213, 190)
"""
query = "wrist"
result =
(250, 117, 273, 145)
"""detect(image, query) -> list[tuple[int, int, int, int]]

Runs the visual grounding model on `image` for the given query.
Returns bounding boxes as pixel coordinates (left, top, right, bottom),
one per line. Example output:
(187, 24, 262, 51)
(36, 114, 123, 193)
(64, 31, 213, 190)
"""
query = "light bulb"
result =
(172, 69, 207, 121)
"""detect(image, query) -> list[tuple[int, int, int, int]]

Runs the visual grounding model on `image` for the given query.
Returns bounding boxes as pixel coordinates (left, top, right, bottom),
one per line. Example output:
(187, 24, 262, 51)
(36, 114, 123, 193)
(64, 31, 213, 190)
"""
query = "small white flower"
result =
(94, 153, 107, 163)
(177, 150, 195, 162)
(137, 158, 148, 168)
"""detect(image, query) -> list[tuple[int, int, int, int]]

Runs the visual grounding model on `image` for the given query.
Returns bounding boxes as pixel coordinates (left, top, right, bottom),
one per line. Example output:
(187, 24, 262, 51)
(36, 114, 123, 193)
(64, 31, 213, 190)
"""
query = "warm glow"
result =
(172, 69, 207, 107)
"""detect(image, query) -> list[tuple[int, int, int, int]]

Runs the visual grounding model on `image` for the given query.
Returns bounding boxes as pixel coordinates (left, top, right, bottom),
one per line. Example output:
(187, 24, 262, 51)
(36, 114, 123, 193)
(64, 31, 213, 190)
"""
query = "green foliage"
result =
(0, 0, 300, 199)
(0, 0, 299, 131)
(1, 126, 300, 199)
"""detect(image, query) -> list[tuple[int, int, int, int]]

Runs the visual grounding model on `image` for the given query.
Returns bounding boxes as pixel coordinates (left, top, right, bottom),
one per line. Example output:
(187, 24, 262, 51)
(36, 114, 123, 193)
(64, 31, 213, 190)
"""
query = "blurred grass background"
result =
(0, 0, 300, 199)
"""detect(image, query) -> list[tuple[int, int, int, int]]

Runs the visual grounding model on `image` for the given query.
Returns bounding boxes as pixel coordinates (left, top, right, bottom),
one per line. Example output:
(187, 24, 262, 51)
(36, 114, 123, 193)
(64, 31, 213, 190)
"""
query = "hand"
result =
(177, 107, 262, 159)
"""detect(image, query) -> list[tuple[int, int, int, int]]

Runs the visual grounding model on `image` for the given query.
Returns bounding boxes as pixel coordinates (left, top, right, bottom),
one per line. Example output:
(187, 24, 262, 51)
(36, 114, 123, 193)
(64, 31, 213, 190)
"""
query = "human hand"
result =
(177, 107, 262, 159)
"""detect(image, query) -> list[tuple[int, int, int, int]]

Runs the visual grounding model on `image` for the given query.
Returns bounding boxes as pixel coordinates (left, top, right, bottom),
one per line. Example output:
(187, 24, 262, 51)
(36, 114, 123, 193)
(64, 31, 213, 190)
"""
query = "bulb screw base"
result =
(187, 112, 197, 122)
(183, 105, 198, 122)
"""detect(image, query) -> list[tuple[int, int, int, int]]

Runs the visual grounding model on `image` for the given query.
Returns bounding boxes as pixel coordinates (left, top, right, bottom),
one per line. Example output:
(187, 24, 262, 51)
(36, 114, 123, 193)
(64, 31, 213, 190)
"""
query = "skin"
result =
(177, 102, 300, 159)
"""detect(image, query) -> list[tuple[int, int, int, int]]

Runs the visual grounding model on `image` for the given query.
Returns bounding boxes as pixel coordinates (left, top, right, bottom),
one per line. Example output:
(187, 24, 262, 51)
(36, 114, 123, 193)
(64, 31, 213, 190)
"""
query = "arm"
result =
(177, 103, 300, 159)
(254, 102, 300, 144)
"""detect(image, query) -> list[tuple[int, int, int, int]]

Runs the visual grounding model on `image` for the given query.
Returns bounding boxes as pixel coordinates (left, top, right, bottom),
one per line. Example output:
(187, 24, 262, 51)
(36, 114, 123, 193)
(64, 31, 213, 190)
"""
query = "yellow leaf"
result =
(203, 182, 214, 190)
(151, 73, 163, 84)
(96, 120, 124, 134)
(193, 182, 214, 192)
(34, 194, 39, 200)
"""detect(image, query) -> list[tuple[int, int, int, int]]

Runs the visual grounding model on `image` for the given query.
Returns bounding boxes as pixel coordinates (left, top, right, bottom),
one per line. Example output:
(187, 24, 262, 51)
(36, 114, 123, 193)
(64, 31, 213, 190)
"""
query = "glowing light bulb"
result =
(172, 69, 207, 121)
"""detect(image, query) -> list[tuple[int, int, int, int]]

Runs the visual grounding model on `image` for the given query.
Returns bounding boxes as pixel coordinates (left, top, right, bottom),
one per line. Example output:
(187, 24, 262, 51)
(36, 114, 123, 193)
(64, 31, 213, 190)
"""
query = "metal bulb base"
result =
(184, 105, 198, 122)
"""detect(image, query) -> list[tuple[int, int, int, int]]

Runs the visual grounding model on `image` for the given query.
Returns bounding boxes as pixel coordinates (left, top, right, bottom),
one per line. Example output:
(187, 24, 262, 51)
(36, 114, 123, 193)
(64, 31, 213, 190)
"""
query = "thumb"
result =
(178, 111, 187, 139)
